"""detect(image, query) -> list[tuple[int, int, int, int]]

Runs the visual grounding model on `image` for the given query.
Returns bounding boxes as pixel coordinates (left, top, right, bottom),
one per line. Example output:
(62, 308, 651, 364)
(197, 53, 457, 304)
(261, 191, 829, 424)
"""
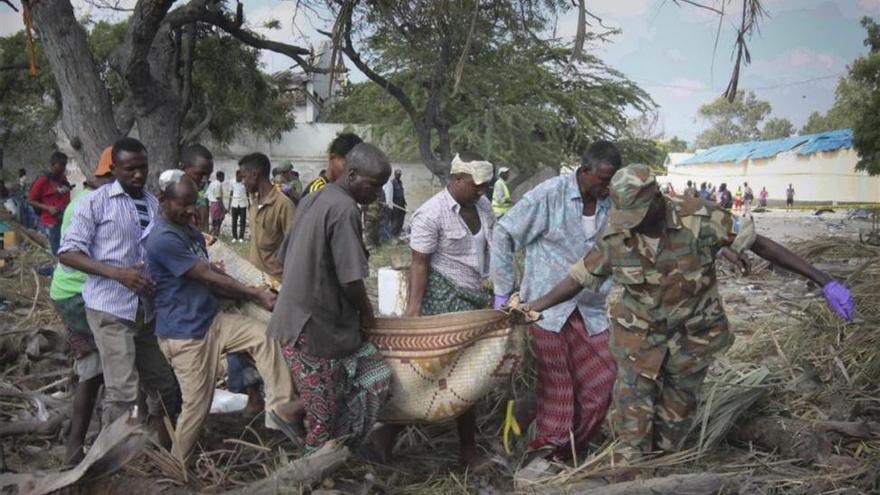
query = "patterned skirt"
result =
(282, 334, 392, 454)
(421, 269, 491, 316)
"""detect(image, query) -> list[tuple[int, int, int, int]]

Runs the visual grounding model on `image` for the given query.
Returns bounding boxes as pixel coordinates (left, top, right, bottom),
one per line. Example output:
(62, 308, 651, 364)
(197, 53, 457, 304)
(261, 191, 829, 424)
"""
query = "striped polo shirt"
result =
(59, 180, 158, 322)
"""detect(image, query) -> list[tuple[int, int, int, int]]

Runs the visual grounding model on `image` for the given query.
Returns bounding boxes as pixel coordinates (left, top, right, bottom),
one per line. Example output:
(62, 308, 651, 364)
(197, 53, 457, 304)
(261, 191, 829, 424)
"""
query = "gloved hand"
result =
(822, 280, 854, 322)
(494, 294, 510, 310)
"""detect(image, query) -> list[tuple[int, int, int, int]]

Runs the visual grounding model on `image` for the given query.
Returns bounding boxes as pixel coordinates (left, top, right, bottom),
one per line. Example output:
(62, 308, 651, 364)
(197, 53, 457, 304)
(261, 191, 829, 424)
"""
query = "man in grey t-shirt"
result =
(268, 143, 392, 454)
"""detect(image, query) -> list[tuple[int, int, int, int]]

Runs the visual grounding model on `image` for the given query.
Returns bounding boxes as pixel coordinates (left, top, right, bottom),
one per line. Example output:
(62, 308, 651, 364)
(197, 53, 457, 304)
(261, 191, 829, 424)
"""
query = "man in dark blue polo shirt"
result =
(145, 170, 303, 463)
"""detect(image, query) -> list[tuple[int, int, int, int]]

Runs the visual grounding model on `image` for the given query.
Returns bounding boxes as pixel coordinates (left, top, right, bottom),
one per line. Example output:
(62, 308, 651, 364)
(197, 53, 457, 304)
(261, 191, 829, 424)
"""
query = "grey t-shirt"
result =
(268, 183, 370, 358)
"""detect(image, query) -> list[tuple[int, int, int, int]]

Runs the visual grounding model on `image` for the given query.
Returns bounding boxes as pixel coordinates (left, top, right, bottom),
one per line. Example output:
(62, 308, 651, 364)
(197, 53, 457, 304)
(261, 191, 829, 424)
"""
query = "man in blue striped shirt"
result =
(59, 138, 180, 446)
(491, 141, 621, 462)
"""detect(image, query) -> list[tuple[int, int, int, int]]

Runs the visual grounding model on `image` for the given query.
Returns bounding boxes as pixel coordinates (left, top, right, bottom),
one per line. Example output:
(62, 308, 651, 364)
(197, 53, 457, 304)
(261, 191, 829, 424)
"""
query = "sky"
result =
(1, 0, 876, 144)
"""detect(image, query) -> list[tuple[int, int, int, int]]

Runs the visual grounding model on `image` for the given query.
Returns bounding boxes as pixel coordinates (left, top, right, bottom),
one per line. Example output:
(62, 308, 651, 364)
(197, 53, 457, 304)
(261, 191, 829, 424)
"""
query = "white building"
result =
(659, 129, 879, 203)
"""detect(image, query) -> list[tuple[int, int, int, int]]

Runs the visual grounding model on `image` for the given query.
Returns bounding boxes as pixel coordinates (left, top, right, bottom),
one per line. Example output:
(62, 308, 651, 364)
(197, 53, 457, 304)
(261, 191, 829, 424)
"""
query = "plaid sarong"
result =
(282, 334, 392, 454)
(421, 269, 491, 316)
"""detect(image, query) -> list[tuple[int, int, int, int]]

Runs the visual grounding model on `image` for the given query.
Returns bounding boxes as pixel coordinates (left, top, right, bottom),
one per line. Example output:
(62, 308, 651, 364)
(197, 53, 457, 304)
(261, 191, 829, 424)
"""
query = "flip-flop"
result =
(267, 409, 306, 448)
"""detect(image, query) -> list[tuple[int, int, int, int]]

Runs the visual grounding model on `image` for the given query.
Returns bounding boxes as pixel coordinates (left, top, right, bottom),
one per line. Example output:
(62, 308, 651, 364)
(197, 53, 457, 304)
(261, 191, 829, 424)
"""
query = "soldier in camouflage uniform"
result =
(362, 196, 384, 250)
(528, 163, 855, 461)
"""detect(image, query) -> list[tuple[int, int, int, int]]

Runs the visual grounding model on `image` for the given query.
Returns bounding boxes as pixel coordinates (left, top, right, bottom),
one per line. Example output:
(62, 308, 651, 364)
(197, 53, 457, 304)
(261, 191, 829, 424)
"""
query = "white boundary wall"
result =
(208, 123, 445, 217)
(659, 148, 880, 203)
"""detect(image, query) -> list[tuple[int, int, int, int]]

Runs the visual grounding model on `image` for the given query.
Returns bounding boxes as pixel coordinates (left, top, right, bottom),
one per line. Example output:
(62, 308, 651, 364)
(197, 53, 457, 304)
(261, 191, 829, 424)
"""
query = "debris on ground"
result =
(1, 209, 878, 493)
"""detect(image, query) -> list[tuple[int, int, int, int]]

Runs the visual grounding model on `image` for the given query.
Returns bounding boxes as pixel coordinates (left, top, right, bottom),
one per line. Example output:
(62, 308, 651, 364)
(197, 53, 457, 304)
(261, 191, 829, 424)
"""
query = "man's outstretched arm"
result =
(750, 234, 852, 321)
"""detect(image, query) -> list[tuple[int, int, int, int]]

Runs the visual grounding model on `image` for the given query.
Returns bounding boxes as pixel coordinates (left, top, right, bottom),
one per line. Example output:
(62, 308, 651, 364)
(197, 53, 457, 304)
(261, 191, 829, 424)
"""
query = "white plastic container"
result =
(378, 267, 408, 316)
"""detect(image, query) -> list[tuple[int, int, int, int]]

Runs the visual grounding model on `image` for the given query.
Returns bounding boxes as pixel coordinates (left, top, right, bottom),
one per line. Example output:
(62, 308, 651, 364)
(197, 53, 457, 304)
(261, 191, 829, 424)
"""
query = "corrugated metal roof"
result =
(679, 129, 853, 165)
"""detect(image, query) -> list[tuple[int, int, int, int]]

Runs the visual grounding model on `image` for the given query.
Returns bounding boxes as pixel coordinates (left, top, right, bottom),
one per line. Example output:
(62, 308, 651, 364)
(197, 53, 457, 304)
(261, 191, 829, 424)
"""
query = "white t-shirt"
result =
(206, 180, 226, 203)
(383, 181, 394, 205)
(472, 227, 489, 277)
(581, 214, 598, 239)
(230, 181, 248, 208)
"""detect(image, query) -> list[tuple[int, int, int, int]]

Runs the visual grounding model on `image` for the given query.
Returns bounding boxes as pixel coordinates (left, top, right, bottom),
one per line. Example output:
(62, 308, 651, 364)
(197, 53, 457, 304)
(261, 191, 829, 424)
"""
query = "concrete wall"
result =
(208, 123, 446, 222)
(660, 148, 880, 203)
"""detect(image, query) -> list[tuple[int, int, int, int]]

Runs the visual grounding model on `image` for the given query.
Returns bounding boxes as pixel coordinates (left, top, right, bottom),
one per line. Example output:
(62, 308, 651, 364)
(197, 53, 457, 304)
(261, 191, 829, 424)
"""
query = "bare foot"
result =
(243, 385, 265, 416)
(273, 399, 305, 428)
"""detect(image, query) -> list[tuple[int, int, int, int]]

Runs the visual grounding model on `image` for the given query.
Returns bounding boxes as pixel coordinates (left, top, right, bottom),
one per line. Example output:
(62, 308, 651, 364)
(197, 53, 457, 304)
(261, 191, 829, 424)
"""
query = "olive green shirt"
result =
(248, 187, 296, 278)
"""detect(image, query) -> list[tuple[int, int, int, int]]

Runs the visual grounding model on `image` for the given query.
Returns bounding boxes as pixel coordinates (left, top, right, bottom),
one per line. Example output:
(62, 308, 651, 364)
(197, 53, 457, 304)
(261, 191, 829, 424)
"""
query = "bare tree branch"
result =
(0, 63, 30, 71)
(180, 23, 196, 117)
(2, 0, 19, 12)
(80, 0, 133, 13)
(113, 96, 136, 135)
(182, 104, 212, 144)
(165, 0, 332, 73)
(452, 0, 479, 95)
(672, 0, 724, 15)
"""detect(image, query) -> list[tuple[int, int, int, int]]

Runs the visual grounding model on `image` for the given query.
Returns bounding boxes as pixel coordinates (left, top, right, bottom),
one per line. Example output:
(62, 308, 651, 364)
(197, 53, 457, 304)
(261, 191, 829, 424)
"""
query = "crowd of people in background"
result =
(662, 179, 796, 215)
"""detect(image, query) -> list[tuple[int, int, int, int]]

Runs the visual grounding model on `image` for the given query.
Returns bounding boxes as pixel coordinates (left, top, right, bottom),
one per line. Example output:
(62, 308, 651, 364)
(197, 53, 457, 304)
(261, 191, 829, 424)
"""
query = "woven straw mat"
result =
(208, 241, 527, 424)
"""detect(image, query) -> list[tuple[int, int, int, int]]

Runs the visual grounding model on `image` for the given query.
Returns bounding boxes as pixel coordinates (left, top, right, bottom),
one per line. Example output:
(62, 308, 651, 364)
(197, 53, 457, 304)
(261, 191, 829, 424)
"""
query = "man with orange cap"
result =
(50, 146, 115, 464)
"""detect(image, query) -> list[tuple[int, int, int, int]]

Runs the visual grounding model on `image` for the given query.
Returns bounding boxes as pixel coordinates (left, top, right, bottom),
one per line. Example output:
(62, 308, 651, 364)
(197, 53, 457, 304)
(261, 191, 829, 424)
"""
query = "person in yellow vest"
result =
(492, 166, 512, 217)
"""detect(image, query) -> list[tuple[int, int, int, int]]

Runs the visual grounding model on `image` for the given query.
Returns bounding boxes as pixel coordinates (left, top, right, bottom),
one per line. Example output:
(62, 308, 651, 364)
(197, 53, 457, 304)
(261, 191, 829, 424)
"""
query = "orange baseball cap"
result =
(95, 146, 113, 177)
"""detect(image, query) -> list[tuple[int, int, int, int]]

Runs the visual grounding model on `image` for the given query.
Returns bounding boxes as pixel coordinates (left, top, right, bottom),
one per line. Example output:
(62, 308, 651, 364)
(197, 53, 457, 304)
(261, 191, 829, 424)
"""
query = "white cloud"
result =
(661, 78, 708, 99)
(245, 2, 333, 73)
(859, 0, 880, 12)
(588, 0, 652, 18)
(783, 48, 839, 69)
(666, 48, 687, 62)
(0, 9, 22, 37)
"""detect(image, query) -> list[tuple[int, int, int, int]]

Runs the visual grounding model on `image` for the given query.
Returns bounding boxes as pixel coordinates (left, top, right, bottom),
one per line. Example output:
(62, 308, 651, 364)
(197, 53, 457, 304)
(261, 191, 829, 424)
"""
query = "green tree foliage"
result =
(330, 0, 651, 179)
(0, 20, 296, 170)
(850, 17, 880, 175)
(184, 33, 295, 144)
(667, 136, 688, 153)
(761, 117, 794, 140)
(0, 31, 59, 174)
(695, 90, 772, 147)
(800, 76, 864, 134)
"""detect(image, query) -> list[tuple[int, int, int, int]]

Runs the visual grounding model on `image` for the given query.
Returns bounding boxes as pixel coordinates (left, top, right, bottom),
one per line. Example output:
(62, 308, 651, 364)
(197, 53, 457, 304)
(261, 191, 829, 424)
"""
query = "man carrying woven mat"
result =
(369, 151, 495, 469)
(528, 163, 855, 464)
(268, 143, 393, 455)
(491, 141, 621, 466)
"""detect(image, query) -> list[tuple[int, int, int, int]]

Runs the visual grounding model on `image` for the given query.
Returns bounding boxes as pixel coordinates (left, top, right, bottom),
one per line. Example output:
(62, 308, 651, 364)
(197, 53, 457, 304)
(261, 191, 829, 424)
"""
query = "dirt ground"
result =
(1, 208, 878, 494)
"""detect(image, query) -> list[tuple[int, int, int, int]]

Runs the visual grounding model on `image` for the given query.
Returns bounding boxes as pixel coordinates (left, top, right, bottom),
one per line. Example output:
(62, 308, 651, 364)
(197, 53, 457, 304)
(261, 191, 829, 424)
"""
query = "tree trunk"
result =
(28, 0, 119, 175)
(132, 23, 185, 185)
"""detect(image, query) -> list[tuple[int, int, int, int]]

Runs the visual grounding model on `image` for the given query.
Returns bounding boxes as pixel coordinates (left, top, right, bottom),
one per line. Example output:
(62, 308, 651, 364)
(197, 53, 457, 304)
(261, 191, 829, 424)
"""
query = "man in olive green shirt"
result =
(240, 153, 296, 280)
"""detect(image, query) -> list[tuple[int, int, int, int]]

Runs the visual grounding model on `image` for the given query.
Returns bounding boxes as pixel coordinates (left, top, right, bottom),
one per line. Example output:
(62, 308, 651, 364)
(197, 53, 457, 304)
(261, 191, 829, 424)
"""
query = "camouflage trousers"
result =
(607, 311, 733, 461)
(362, 201, 384, 250)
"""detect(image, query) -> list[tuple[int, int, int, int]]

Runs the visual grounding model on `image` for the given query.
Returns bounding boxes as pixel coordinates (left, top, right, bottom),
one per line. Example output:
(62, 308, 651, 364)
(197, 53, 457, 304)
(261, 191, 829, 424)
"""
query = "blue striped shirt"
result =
(491, 173, 612, 334)
(59, 180, 158, 322)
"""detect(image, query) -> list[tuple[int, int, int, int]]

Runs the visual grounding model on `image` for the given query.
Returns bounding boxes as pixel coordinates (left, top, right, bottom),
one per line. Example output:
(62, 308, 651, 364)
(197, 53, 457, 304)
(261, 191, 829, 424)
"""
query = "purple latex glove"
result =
(494, 294, 511, 310)
(822, 281, 854, 322)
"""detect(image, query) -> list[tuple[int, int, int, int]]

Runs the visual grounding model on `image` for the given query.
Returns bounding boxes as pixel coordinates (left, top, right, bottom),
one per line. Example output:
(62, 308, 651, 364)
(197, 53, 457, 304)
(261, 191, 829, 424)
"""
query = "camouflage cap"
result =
(608, 163, 657, 230)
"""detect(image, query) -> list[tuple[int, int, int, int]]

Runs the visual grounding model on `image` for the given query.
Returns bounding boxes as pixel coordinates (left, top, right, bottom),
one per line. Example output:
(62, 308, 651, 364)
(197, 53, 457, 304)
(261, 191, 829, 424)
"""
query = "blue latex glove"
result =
(494, 294, 510, 310)
(822, 281, 854, 322)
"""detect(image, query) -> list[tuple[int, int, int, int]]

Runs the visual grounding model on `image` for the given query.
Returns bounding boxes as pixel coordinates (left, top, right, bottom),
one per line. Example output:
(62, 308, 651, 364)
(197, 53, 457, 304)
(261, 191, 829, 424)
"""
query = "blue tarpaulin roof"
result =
(679, 129, 853, 165)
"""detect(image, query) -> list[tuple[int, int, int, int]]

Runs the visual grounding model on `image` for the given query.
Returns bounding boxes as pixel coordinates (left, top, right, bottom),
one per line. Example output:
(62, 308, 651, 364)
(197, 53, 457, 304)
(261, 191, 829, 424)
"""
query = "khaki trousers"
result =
(86, 306, 181, 426)
(158, 312, 294, 462)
